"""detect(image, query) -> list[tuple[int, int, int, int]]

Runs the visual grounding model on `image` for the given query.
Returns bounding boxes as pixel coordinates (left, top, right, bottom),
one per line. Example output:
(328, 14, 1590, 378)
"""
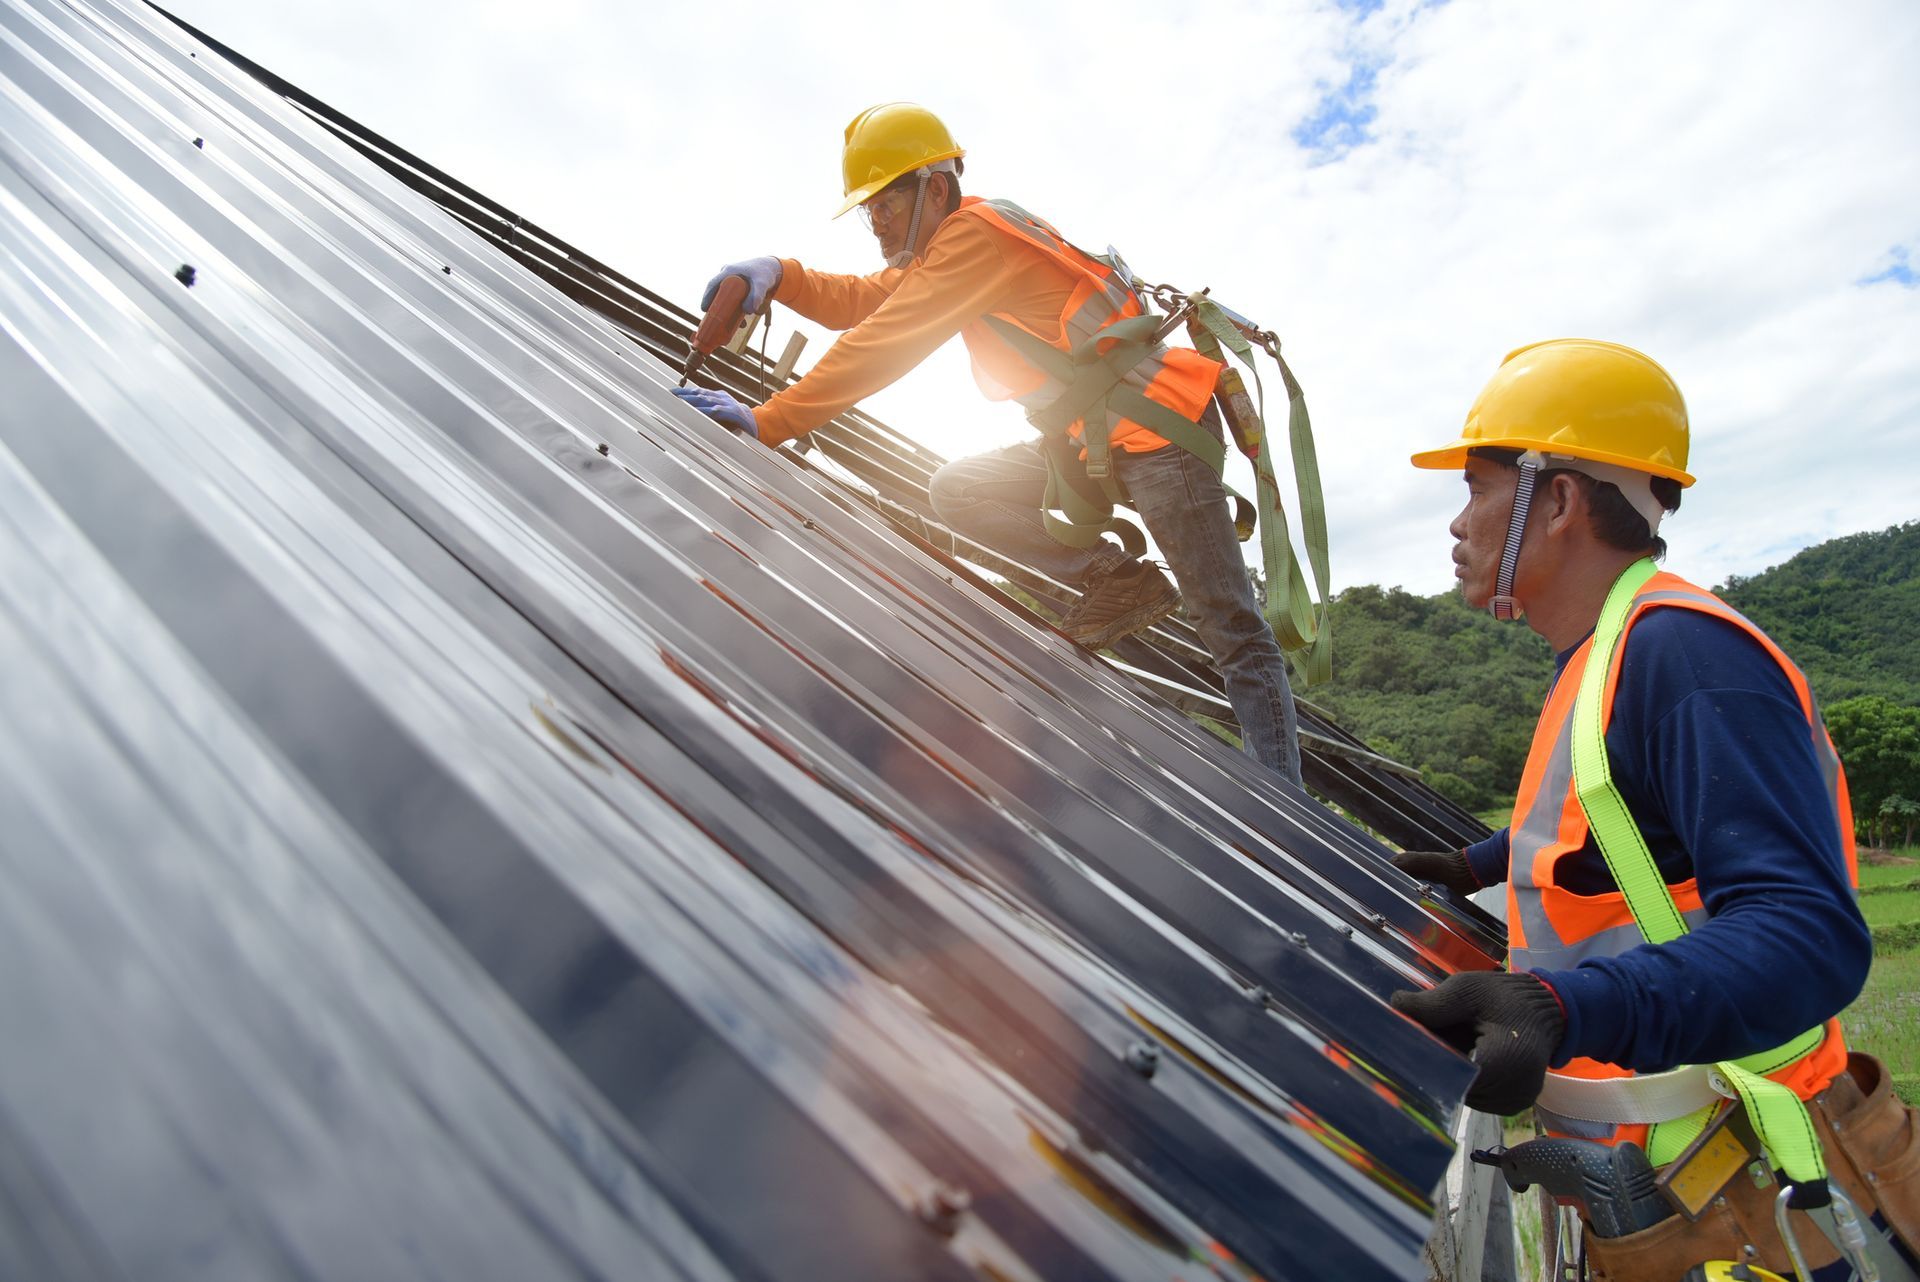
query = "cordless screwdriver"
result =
(678, 274, 750, 386)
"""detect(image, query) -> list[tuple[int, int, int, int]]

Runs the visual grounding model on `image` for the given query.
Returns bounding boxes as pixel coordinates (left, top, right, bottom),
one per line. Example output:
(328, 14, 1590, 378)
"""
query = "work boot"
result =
(1059, 560, 1181, 649)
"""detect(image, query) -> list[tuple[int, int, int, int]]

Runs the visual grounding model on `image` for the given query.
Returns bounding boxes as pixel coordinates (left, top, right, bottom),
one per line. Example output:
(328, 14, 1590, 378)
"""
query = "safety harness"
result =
(976, 229, 1333, 684)
(1556, 557, 1833, 1197)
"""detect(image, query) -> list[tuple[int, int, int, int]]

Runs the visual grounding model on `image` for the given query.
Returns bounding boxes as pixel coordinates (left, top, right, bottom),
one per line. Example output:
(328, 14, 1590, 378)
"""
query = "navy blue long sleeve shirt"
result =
(1464, 606, 1871, 1073)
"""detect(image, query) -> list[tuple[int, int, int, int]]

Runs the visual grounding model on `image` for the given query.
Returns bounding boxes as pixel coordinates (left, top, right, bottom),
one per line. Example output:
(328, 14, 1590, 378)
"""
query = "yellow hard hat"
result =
(835, 102, 965, 219)
(1410, 339, 1695, 486)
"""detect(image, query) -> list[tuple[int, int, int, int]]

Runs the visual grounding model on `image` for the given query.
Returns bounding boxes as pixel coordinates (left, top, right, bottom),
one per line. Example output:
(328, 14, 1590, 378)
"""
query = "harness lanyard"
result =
(1570, 558, 1830, 1190)
(975, 232, 1333, 684)
(1186, 298, 1332, 687)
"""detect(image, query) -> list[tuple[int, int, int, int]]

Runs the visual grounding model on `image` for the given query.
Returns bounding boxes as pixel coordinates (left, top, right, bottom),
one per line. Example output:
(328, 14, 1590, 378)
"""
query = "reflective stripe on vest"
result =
(1505, 568, 1855, 1147)
(951, 197, 1219, 451)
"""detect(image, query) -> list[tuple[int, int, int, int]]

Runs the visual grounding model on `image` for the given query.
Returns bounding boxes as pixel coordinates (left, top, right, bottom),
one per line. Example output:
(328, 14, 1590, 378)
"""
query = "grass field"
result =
(1863, 888, 1920, 927)
(1860, 859, 1920, 891)
(1845, 850, 1920, 1105)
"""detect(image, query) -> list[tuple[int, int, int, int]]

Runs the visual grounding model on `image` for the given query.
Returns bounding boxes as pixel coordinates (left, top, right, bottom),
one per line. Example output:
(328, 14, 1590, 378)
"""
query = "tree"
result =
(1826, 696, 1920, 847)
(1881, 796, 1920, 850)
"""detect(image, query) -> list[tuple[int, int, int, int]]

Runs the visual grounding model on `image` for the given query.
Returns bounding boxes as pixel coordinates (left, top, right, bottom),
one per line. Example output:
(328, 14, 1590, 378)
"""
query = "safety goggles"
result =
(858, 178, 919, 230)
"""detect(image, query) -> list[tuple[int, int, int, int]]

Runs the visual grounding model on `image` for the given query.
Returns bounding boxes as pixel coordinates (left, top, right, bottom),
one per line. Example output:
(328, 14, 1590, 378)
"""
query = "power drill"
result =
(1473, 1137, 1676, 1239)
(678, 274, 751, 387)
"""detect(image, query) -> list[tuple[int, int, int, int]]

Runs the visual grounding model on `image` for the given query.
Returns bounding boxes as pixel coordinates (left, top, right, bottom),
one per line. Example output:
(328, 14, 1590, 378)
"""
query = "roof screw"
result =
(174, 264, 196, 287)
(1420, 882, 1439, 898)
(1369, 913, 1389, 931)
(916, 1181, 969, 1237)
(1124, 1041, 1160, 1079)
(1341, 924, 1355, 938)
(192, 136, 204, 149)
(595, 442, 609, 456)
(442, 265, 452, 275)
(1288, 930, 1309, 947)
(802, 518, 816, 530)
(1244, 984, 1270, 1005)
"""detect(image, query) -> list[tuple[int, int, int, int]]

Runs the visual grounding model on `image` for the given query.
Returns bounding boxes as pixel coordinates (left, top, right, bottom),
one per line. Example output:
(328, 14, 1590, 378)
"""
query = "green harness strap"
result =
(1187, 299, 1332, 687)
(983, 313, 1224, 560)
(981, 301, 1334, 685)
(1570, 558, 1829, 1185)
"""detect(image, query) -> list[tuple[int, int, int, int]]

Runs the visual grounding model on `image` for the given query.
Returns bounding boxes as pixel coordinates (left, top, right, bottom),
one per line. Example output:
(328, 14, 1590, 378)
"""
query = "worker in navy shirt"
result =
(1388, 340, 1869, 1144)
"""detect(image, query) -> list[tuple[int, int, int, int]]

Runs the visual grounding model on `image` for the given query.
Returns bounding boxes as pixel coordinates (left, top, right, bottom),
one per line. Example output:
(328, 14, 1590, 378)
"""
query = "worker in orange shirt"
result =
(675, 103, 1302, 783)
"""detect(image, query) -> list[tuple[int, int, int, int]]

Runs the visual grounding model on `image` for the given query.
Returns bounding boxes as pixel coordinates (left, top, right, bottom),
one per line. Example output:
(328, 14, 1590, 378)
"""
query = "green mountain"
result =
(1716, 521, 1920, 708)
(1309, 585, 1553, 814)
(1313, 520, 1920, 815)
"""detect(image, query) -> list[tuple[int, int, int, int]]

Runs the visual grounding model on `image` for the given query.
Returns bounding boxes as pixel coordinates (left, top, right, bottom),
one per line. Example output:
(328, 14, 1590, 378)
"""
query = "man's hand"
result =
(1391, 971, 1566, 1115)
(701, 257, 782, 314)
(672, 387, 759, 439)
(1391, 849, 1481, 896)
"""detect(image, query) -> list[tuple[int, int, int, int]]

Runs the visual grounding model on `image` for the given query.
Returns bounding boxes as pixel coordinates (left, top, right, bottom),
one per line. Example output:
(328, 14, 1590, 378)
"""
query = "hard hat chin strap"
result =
(886, 170, 928, 268)
(884, 161, 953, 269)
(1490, 458, 1539, 621)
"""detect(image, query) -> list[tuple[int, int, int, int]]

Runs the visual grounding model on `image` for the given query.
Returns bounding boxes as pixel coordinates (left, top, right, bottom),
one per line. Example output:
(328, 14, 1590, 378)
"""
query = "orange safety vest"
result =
(1505, 569, 1856, 1147)
(949, 197, 1222, 453)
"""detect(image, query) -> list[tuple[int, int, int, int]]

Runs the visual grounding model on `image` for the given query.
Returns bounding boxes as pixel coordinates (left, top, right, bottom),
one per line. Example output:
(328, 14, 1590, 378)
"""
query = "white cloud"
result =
(161, 0, 1920, 595)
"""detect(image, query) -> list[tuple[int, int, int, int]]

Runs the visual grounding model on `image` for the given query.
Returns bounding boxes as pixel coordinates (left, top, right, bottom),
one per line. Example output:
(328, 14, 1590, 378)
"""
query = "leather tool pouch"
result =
(1584, 1053, 1920, 1281)
(1813, 1052, 1920, 1255)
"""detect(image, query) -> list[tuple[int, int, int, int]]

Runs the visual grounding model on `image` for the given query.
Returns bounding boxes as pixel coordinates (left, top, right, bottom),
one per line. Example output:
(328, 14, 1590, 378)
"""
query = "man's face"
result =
(867, 172, 940, 262)
(1450, 456, 1520, 609)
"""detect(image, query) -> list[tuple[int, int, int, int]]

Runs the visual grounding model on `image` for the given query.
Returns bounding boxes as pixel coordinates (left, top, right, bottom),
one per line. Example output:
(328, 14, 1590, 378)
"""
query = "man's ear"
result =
(1539, 472, 1586, 539)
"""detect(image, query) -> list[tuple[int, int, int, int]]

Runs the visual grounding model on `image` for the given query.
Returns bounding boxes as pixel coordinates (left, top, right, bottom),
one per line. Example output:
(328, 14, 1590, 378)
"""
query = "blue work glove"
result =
(700, 257, 782, 314)
(672, 386, 760, 440)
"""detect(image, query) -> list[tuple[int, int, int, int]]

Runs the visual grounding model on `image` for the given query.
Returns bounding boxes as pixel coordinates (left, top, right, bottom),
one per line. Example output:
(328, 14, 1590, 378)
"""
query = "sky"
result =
(160, 0, 1920, 596)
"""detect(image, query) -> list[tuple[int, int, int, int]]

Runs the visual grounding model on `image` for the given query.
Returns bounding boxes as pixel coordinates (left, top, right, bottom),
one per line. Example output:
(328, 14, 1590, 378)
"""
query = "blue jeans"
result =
(929, 426, 1303, 784)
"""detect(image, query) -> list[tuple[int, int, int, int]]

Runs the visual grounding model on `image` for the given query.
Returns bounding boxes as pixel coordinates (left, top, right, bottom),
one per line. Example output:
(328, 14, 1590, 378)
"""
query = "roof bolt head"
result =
(192, 136, 204, 149)
(442, 265, 452, 275)
(1124, 1040, 1160, 1079)
(174, 264, 196, 287)
(1369, 913, 1388, 931)
(1341, 924, 1355, 938)
(1245, 984, 1270, 1005)
(595, 442, 609, 455)
(1288, 931, 1309, 947)
(916, 1181, 969, 1237)
(802, 518, 817, 530)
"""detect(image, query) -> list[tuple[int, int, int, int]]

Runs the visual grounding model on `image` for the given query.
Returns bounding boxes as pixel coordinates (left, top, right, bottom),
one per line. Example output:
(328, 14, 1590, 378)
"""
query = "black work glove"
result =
(1390, 971, 1565, 1115)
(1391, 848, 1481, 896)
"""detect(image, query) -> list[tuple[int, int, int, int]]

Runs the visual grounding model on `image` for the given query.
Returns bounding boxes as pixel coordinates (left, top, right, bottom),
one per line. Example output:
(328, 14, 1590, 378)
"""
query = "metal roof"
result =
(0, 1, 1503, 1277)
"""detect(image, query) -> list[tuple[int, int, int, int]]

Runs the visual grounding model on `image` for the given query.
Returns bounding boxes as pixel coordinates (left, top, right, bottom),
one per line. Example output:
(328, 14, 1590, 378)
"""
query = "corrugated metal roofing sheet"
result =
(0, 1, 1503, 1277)
(213, 32, 1495, 860)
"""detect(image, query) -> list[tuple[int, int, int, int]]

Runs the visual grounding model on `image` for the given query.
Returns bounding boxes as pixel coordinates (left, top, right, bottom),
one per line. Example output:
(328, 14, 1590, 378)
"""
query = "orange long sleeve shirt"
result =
(752, 212, 1074, 447)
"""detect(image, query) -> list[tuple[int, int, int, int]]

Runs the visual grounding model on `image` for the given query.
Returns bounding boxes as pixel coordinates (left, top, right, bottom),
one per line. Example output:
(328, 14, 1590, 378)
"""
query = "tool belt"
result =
(1583, 1052, 1920, 1282)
